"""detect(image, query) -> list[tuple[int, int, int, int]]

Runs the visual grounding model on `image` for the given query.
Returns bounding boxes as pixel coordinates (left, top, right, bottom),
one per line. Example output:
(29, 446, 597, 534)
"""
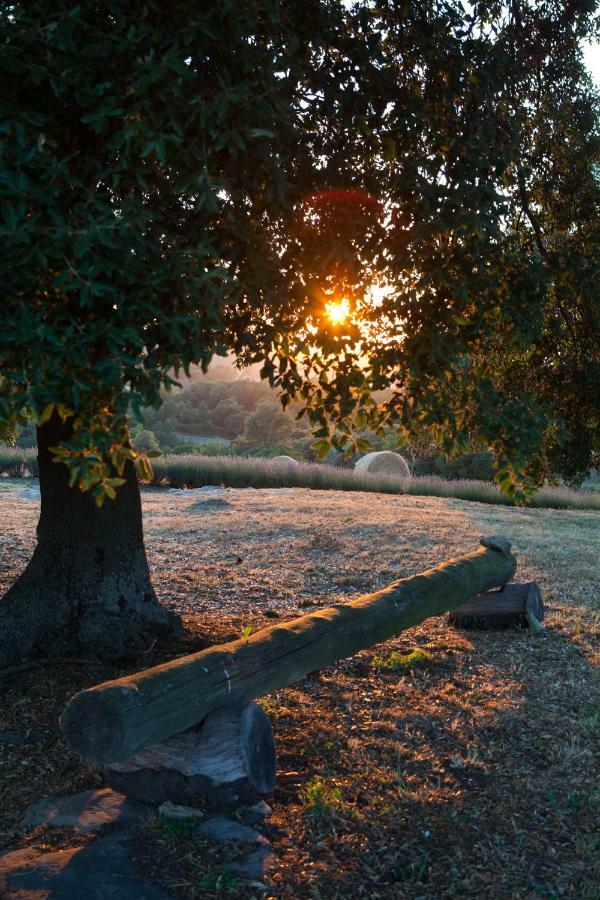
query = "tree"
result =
(132, 429, 160, 453)
(1, 1, 598, 665)
(210, 398, 247, 439)
(236, 400, 295, 450)
(492, 1, 600, 484)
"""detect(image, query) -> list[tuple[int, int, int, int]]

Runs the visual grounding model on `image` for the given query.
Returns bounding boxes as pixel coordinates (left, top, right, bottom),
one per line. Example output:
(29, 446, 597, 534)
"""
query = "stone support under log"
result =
(61, 535, 517, 764)
(448, 582, 544, 630)
(104, 702, 276, 810)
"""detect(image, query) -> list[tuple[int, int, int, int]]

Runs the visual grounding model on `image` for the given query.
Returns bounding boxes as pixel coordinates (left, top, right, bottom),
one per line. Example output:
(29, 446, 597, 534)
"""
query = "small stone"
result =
(158, 801, 204, 820)
(242, 801, 272, 825)
(197, 816, 269, 846)
(227, 846, 276, 880)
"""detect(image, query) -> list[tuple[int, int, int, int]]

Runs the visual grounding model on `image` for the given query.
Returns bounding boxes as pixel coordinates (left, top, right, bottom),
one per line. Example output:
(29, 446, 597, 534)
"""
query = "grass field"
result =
(3, 445, 600, 512)
(0, 483, 598, 897)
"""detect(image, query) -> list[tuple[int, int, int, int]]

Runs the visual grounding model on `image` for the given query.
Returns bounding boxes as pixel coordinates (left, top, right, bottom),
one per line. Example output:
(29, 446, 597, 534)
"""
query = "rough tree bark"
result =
(0, 416, 179, 667)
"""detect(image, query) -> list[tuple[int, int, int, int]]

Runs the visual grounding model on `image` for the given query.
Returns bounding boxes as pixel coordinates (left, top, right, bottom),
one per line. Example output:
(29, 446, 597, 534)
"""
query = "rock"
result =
(0, 831, 169, 900)
(354, 451, 410, 478)
(21, 788, 147, 835)
(242, 801, 272, 825)
(197, 816, 269, 846)
(227, 846, 276, 880)
(157, 801, 204, 820)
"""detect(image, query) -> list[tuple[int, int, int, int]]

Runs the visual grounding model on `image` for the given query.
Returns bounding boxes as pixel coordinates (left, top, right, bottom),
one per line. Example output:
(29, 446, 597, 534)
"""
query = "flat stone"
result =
(157, 801, 204, 820)
(0, 831, 169, 900)
(21, 788, 148, 834)
(197, 816, 269, 846)
(227, 846, 276, 880)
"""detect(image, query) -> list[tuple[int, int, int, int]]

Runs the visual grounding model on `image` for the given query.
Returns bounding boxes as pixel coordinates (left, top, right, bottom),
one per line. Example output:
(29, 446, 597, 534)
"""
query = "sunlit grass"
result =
(150, 454, 600, 511)
(2, 445, 600, 511)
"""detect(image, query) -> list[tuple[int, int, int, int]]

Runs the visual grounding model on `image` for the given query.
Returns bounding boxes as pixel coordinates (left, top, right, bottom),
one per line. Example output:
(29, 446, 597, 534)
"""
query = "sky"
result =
(583, 40, 600, 86)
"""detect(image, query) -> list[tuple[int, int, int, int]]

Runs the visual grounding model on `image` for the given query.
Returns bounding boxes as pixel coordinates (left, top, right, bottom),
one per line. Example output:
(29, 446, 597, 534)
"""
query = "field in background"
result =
(2, 445, 600, 512)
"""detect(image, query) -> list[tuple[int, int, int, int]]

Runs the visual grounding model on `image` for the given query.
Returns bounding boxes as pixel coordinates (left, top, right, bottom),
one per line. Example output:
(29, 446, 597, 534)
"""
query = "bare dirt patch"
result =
(0, 484, 598, 898)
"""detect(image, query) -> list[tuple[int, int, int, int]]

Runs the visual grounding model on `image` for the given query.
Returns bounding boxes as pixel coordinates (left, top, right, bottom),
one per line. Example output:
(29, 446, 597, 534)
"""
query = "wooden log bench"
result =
(60, 536, 518, 808)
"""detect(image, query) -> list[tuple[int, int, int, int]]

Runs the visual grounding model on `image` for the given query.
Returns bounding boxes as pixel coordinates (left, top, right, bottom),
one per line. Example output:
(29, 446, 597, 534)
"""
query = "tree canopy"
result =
(1, 0, 599, 502)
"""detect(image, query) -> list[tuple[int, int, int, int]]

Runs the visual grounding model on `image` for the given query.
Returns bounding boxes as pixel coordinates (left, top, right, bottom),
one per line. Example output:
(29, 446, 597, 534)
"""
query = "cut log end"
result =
(448, 582, 544, 630)
(479, 535, 512, 557)
(104, 702, 276, 811)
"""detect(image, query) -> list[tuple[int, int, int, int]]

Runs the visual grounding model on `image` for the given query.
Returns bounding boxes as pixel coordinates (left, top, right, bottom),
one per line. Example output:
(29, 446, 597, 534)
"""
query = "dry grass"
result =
(152, 454, 600, 511)
(3, 444, 600, 510)
(0, 483, 598, 898)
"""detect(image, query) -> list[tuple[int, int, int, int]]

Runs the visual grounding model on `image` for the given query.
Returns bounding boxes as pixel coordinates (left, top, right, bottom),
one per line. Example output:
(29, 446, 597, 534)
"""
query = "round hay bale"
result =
(354, 451, 410, 478)
(270, 455, 299, 467)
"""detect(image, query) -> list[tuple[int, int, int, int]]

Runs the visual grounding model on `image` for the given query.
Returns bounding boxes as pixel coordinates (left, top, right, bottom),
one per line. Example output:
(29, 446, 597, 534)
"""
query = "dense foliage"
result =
(138, 377, 297, 444)
(1, 1, 598, 502)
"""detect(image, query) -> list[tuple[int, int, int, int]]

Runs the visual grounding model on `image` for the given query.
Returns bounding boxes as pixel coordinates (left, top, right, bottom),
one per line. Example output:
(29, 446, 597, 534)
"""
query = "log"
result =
(104, 702, 275, 810)
(448, 581, 544, 630)
(60, 535, 516, 764)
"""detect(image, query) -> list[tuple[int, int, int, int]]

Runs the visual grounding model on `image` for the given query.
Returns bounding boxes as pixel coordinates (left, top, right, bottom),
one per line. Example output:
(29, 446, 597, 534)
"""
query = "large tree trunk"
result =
(0, 416, 179, 667)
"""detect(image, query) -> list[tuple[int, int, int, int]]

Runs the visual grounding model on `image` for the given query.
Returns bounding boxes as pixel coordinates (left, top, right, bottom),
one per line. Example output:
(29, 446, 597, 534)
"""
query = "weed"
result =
(257, 696, 276, 716)
(578, 704, 599, 734)
(372, 648, 433, 673)
(304, 776, 344, 816)
(158, 816, 196, 841)
(240, 625, 252, 639)
(197, 870, 239, 892)
(395, 767, 410, 792)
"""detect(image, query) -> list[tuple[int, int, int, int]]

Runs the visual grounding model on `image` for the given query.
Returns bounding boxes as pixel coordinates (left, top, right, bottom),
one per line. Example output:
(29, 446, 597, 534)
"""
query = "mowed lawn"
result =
(0, 482, 598, 898)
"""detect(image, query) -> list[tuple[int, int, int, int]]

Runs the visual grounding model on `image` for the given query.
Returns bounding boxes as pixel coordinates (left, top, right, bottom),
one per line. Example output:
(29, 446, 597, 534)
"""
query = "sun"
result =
(324, 297, 350, 325)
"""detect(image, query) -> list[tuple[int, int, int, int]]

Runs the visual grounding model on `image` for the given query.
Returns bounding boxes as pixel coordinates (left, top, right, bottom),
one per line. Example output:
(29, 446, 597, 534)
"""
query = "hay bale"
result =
(270, 455, 299, 467)
(354, 451, 410, 478)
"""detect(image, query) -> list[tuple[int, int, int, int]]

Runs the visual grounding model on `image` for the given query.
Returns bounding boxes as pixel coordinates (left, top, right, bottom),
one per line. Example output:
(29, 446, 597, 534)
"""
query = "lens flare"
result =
(325, 297, 350, 325)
